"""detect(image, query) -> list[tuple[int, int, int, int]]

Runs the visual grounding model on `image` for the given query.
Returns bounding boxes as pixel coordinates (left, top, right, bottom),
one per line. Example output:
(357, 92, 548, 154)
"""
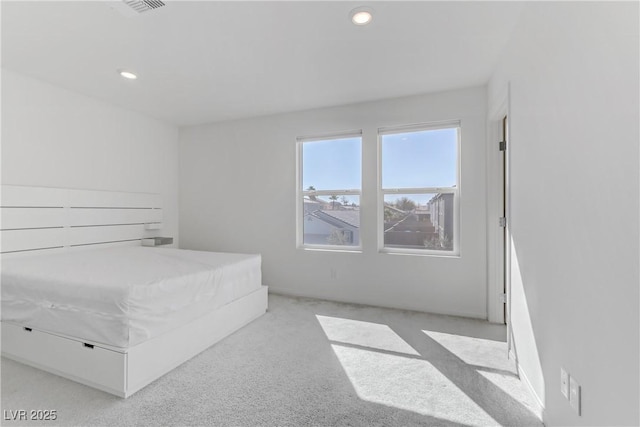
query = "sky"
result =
(302, 128, 458, 206)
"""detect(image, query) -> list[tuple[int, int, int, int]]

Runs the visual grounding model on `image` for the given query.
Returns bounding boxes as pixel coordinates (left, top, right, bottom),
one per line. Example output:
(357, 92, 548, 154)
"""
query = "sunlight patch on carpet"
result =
(422, 330, 515, 373)
(316, 315, 419, 356)
(478, 370, 542, 419)
(331, 343, 499, 426)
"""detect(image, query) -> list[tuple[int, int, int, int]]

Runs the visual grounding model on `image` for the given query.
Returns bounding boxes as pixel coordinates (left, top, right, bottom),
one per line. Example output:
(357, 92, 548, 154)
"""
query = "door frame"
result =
(487, 85, 511, 325)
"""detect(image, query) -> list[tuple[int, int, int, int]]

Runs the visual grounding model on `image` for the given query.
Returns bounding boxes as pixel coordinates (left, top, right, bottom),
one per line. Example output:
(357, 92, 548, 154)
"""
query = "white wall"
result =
(488, 2, 639, 426)
(1, 70, 180, 244)
(180, 87, 488, 318)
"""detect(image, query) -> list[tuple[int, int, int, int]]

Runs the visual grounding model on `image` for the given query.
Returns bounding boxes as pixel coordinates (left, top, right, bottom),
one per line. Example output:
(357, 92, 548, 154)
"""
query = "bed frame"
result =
(1, 185, 268, 397)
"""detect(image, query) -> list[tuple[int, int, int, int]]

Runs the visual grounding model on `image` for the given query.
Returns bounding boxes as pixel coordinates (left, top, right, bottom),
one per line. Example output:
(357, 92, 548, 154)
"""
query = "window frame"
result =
(296, 130, 363, 252)
(377, 120, 461, 257)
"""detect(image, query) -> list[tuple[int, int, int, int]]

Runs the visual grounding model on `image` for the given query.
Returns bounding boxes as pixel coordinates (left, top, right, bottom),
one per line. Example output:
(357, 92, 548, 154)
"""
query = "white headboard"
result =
(1, 185, 162, 256)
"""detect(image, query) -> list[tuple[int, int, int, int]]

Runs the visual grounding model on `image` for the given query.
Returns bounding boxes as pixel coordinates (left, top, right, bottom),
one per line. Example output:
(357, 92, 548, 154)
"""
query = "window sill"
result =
(379, 247, 460, 258)
(298, 245, 363, 254)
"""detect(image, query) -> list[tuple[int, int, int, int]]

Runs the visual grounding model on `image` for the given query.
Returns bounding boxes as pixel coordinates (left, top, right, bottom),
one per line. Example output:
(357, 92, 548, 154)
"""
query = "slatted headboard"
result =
(0, 185, 163, 256)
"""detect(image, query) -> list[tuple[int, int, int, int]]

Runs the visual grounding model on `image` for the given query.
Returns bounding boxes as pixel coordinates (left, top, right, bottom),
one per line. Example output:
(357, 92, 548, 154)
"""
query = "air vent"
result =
(110, 0, 166, 17)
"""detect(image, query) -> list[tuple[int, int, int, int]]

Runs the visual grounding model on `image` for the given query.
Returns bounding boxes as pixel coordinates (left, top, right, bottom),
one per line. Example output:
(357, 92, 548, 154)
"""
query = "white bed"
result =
(0, 185, 268, 397)
(2, 246, 262, 349)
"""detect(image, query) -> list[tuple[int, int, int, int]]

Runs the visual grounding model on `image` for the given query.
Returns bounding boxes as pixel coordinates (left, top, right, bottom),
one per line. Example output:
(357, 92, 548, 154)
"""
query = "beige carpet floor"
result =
(1, 294, 543, 426)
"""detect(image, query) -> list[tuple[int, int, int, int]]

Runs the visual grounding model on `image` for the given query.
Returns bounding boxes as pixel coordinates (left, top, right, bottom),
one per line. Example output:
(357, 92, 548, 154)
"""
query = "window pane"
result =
(303, 195, 360, 246)
(383, 193, 454, 251)
(381, 128, 457, 189)
(302, 137, 361, 191)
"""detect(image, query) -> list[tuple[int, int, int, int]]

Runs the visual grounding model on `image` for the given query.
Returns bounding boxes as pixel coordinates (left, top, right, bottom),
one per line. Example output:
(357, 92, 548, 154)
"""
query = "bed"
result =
(0, 185, 268, 397)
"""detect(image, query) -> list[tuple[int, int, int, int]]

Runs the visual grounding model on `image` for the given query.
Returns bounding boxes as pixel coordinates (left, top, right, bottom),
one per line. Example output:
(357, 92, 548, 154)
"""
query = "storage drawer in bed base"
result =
(2, 323, 127, 395)
(1, 285, 268, 397)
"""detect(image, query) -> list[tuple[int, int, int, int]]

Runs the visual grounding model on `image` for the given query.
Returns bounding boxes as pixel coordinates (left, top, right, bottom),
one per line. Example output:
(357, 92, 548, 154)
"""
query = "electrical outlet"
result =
(569, 376, 581, 415)
(560, 368, 569, 399)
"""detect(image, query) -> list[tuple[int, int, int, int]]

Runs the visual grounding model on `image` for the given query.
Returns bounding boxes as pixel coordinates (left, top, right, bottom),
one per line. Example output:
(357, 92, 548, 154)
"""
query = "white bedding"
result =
(1, 247, 261, 350)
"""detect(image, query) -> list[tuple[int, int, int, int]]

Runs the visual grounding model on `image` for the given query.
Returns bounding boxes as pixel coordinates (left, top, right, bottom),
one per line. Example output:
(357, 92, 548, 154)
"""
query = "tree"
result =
(424, 234, 453, 251)
(395, 197, 416, 212)
(384, 207, 394, 222)
(306, 185, 317, 201)
(329, 194, 339, 209)
(384, 205, 404, 222)
(340, 196, 349, 206)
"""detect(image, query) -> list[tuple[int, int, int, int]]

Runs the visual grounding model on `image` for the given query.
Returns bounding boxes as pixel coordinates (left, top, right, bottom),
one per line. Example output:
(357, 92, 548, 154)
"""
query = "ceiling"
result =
(1, 1, 525, 127)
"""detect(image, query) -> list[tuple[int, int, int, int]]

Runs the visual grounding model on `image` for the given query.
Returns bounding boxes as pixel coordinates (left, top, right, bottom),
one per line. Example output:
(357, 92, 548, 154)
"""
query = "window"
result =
(379, 122, 460, 254)
(297, 132, 362, 249)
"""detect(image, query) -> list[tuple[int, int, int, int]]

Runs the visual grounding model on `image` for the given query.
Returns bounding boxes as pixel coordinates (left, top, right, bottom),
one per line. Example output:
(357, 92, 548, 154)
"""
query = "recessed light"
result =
(350, 7, 373, 26)
(118, 70, 138, 80)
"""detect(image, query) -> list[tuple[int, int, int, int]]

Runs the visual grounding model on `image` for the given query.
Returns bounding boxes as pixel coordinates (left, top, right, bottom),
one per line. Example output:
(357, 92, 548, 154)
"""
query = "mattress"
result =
(1, 246, 261, 350)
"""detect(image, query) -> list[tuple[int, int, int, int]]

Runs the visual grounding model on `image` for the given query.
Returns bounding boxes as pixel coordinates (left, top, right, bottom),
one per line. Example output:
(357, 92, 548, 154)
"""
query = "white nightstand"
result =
(142, 237, 174, 247)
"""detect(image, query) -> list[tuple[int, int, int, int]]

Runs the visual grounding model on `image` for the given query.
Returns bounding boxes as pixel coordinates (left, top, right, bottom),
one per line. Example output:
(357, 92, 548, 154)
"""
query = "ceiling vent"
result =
(110, 0, 166, 17)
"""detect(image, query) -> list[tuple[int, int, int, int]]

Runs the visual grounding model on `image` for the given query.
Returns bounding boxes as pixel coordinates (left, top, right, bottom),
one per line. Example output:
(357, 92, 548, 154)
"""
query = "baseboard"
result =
(510, 350, 545, 421)
(268, 286, 487, 320)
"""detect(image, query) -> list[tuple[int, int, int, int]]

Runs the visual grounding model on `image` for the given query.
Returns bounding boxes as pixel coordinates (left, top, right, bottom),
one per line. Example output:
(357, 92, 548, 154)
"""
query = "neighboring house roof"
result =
(428, 193, 454, 203)
(316, 209, 360, 228)
(383, 204, 406, 214)
(303, 196, 330, 205)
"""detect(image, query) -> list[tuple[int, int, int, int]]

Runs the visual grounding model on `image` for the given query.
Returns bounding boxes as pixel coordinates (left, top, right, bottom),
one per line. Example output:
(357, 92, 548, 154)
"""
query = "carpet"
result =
(1, 294, 543, 426)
